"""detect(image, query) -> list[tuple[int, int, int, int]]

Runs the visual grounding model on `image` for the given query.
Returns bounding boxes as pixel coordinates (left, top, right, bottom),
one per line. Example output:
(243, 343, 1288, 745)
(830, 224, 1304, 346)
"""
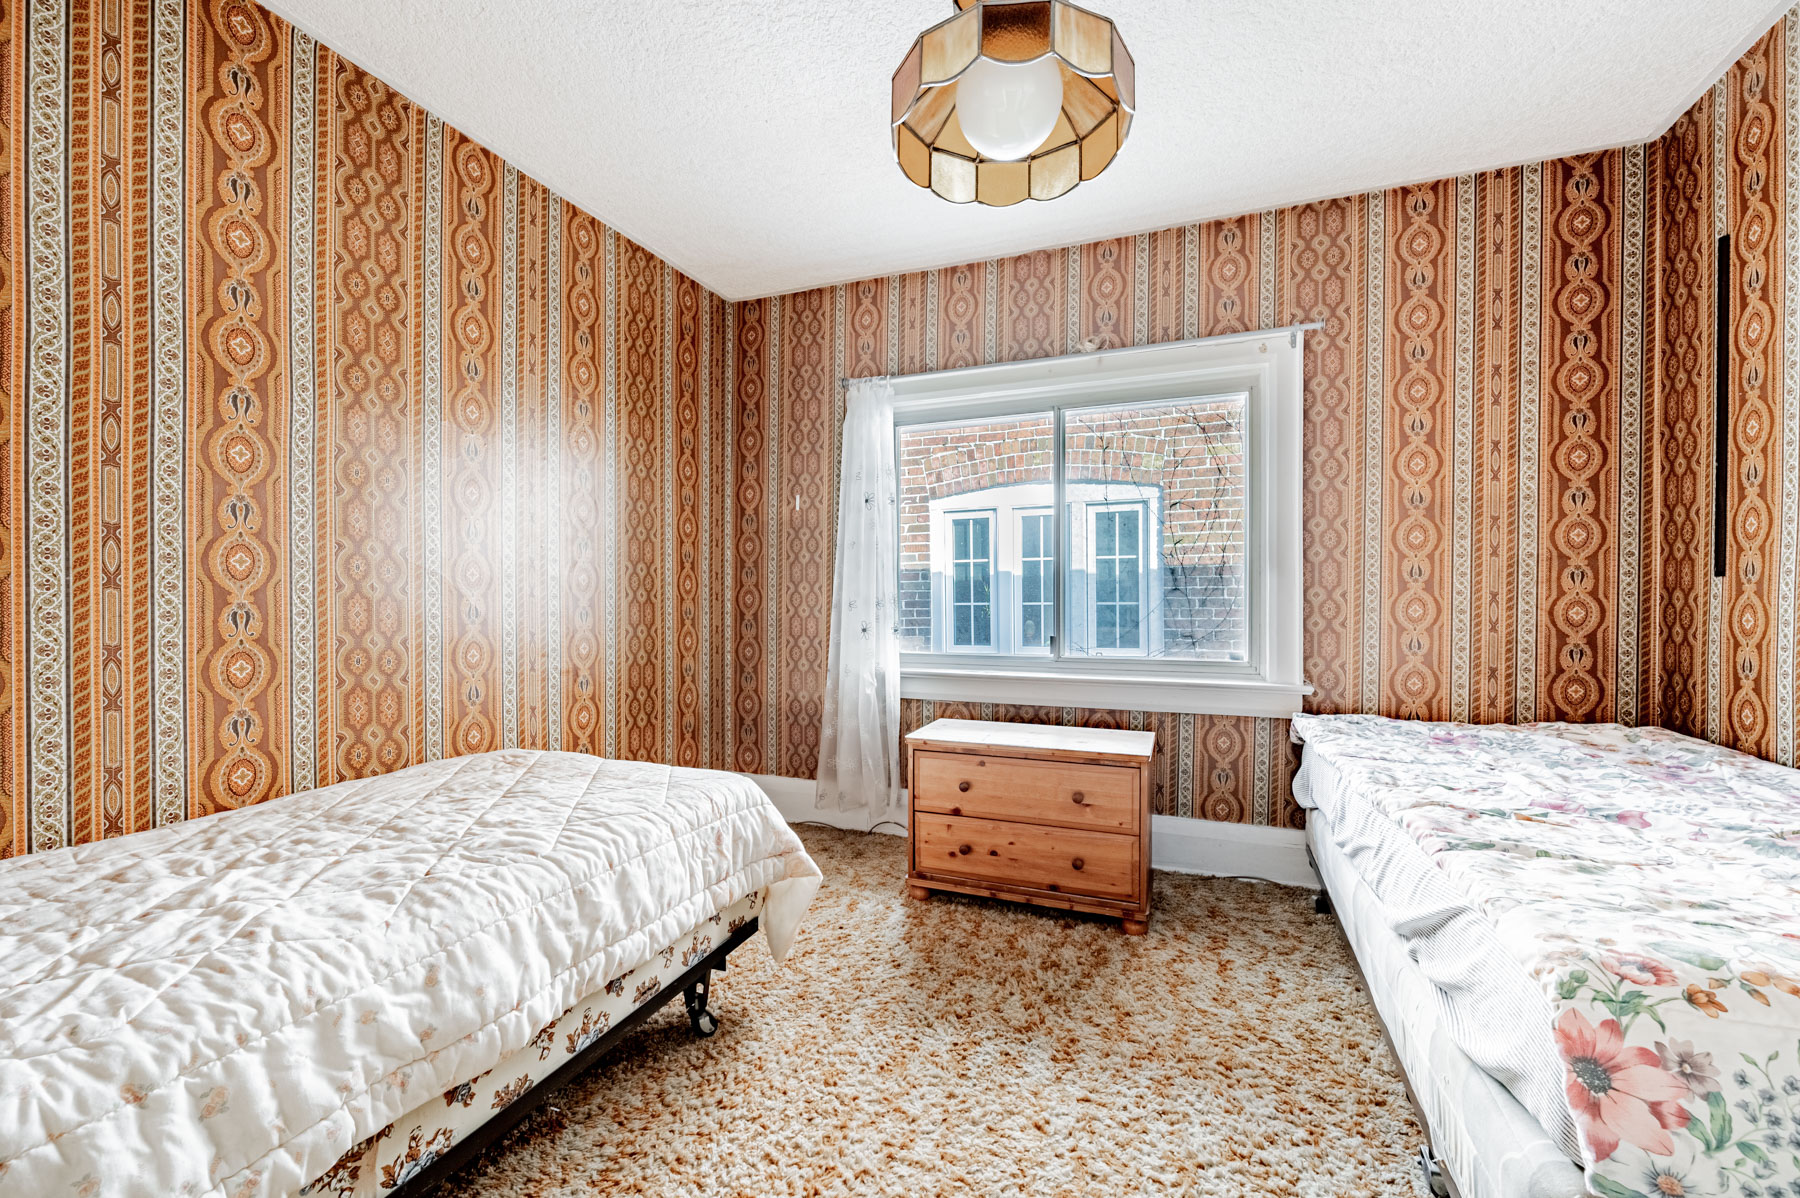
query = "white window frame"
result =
(1083, 499, 1152, 656)
(1015, 506, 1054, 651)
(892, 325, 1313, 719)
(941, 508, 996, 651)
(923, 482, 1164, 657)
(928, 487, 1052, 656)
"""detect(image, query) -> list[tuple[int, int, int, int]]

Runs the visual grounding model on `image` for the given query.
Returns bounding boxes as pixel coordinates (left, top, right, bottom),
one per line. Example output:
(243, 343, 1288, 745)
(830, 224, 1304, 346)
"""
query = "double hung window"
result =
(889, 329, 1310, 718)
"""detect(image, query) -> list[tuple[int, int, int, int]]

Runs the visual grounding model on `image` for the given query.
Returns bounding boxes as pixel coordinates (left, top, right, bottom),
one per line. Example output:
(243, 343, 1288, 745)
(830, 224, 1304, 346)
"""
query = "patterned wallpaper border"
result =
(0, 0, 743, 855)
(1, 0, 1796, 853)
(741, 154, 1661, 825)
(1659, 14, 1800, 768)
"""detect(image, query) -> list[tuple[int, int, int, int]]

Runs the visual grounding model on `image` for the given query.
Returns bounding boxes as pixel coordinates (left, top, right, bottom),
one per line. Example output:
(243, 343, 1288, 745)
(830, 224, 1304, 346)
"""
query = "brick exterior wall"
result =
(898, 400, 1246, 657)
(897, 414, 1053, 646)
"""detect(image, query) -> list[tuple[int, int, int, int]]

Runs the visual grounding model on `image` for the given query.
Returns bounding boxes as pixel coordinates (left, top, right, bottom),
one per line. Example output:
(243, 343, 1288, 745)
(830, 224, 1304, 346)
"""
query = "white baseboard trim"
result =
(743, 773, 1314, 887)
(1152, 815, 1316, 889)
(744, 774, 908, 837)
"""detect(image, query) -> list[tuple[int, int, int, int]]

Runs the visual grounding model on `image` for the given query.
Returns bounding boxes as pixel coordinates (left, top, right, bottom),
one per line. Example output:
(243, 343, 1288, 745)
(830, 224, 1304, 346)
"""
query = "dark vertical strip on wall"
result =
(1714, 233, 1731, 579)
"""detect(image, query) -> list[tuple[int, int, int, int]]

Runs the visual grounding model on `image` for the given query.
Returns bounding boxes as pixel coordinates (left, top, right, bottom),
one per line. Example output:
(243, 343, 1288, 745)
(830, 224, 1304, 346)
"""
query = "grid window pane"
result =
(949, 514, 993, 648)
(1089, 503, 1142, 651)
(898, 413, 1052, 654)
(1063, 395, 1247, 661)
(1019, 510, 1052, 648)
(898, 395, 1245, 662)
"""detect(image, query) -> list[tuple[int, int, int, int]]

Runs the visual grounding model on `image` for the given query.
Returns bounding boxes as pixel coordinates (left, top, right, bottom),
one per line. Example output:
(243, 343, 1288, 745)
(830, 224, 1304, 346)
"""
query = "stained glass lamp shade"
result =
(892, 0, 1136, 206)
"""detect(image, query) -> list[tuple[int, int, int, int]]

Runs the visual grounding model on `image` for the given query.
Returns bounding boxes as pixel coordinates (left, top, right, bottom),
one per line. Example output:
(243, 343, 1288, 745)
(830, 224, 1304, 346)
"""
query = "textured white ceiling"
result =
(262, 0, 1791, 301)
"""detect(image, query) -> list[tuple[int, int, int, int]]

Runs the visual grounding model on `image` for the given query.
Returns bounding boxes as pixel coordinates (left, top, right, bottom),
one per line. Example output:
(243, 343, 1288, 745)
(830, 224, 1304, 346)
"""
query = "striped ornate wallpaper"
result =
(748, 148, 1664, 827)
(1657, 14, 1800, 768)
(1, 0, 1791, 855)
(0, 0, 735, 856)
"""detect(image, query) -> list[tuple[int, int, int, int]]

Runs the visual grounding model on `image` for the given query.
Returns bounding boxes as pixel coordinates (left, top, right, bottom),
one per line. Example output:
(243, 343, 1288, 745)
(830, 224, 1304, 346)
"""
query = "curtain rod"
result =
(836, 320, 1326, 387)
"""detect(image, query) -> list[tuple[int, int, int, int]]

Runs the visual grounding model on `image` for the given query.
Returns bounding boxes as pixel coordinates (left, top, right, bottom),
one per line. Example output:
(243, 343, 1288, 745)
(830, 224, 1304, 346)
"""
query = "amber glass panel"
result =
(981, 2, 1051, 62)
(892, 41, 922, 126)
(897, 124, 932, 188)
(1080, 110, 1118, 181)
(1039, 110, 1078, 155)
(1030, 142, 1079, 200)
(977, 159, 1030, 207)
(905, 83, 957, 144)
(1111, 27, 1135, 110)
(1061, 70, 1113, 137)
(922, 7, 981, 84)
(1051, 1, 1112, 75)
(931, 149, 978, 204)
(937, 106, 980, 160)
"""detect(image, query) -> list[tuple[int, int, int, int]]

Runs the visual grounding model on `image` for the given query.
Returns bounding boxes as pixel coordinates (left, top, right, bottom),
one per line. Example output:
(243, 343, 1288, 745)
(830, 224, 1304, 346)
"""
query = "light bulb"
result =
(955, 55, 1064, 162)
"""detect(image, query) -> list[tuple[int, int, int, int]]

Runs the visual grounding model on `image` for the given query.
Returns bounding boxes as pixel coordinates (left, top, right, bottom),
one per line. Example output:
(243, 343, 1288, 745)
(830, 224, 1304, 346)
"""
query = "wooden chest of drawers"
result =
(904, 718, 1156, 935)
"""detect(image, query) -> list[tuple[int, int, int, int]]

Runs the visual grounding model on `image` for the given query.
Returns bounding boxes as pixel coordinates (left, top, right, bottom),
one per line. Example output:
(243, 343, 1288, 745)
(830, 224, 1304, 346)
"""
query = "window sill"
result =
(899, 664, 1311, 719)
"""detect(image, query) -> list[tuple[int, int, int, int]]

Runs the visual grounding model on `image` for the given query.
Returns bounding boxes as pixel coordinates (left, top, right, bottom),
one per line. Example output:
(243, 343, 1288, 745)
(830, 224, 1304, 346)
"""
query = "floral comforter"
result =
(1292, 715, 1800, 1198)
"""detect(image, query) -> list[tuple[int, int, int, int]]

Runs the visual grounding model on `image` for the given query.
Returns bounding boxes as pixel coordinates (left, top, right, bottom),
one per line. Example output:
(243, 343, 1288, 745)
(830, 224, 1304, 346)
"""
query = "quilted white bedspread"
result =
(0, 750, 821, 1198)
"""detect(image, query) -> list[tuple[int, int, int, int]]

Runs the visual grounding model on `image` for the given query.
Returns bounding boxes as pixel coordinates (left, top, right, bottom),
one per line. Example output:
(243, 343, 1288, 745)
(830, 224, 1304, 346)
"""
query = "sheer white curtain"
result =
(816, 379, 902, 822)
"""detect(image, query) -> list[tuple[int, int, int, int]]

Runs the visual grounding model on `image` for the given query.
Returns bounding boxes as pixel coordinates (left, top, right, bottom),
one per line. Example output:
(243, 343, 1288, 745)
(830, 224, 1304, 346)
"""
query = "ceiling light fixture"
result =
(891, 0, 1135, 207)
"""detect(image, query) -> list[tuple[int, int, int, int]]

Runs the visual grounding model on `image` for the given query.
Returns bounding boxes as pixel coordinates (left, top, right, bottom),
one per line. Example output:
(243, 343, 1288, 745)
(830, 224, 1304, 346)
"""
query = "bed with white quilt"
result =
(0, 750, 821, 1198)
(1295, 714, 1800, 1198)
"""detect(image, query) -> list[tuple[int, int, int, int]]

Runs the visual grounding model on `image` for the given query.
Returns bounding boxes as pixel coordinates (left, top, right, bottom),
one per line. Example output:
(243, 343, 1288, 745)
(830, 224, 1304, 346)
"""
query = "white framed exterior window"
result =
(923, 483, 1162, 657)
(1086, 500, 1150, 654)
(945, 510, 995, 650)
(892, 325, 1314, 719)
(1018, 507, 1053, 650)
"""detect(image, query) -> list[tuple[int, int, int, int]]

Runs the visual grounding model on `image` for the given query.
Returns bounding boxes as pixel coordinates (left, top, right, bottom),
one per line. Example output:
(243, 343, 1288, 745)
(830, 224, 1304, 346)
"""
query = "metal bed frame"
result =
(385, 916, 760, 1196)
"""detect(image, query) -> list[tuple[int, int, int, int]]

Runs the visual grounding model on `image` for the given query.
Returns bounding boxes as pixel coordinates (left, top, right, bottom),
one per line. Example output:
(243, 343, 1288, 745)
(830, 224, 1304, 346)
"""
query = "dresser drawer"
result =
(913, 814, 1138, 902)
(911, 750, 1139, 833)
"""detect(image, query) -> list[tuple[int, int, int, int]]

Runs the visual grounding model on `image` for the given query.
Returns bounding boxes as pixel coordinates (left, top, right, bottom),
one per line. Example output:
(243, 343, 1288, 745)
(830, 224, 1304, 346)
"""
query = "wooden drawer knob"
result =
(958, 780, 971, 792)
(958, 843, 972, 855)
(1071, 790, 1086, 805)
(1071, 857, 1085, 871)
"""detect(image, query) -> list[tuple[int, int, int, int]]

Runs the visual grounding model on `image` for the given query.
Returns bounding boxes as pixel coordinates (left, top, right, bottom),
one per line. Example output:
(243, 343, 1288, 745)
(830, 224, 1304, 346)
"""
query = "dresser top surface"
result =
(906, 718, 1156, 761)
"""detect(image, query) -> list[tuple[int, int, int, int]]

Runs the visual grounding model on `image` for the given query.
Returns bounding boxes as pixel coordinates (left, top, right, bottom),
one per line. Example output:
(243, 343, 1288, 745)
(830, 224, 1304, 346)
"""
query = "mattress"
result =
(302, 887, 766, 1197)
(0, 750, 821, 1198)
(1307, 817, 1589, 1198)
(1294, 736, 1577, 1158)
(1292, 713, 1800, 1198)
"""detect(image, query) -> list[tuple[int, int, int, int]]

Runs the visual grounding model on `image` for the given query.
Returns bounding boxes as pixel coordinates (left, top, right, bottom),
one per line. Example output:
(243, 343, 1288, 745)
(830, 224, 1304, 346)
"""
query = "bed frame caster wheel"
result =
(1314, 890, 1333, 916)
(683, 976, 718, 1037)
(1417, 1147, 1448, 1197)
